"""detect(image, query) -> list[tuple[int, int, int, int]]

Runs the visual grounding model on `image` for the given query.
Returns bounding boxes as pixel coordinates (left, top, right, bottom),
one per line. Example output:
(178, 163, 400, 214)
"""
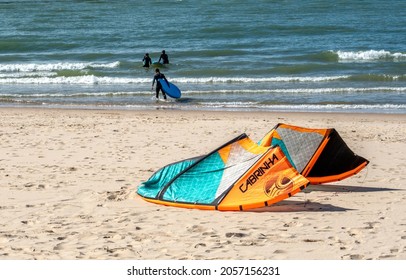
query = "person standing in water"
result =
(158, 50, 169, 64)
(142, 53, 152, 67)
(152, 68, 168, 100)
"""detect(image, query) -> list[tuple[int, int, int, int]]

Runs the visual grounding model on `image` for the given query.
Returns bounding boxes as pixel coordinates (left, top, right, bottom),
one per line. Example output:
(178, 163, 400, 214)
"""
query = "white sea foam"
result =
(183, 87, 406, 95)
(335, 50, 406, 62)
(0, 91, 149, 98)
(1, 74, 405, 85)
(172, 76, 350, 83)
(0, 76, 150, 84)
(0, 71, 57, 78)
(0, 61, 120, 72)
(199, 102, 406, 112)
(0, 75, 350, 84)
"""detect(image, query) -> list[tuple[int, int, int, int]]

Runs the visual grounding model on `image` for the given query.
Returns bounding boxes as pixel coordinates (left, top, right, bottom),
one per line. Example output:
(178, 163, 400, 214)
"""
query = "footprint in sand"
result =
(225, 232, 248, 238)
(100, 187, 132, 201)
(53, 242, 68, 250)
(342, 254, 364, 260)
(186, 225, 206, 233)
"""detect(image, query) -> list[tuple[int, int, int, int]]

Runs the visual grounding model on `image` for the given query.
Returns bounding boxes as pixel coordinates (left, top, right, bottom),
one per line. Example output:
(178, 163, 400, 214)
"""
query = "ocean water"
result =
(1, 0, 405, 113)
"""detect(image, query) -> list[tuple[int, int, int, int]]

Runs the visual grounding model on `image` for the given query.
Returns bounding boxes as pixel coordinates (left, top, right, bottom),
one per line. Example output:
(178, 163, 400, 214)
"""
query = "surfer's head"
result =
(162, 50, 165, 54)
(155, 68, 160, 73)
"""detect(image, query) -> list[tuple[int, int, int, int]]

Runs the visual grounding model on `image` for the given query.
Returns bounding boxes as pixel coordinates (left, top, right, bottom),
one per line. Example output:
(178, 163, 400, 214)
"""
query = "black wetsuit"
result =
(143, 55, 152, 67)
(159, 53, 169, 64)
(153, 73, 168, 99)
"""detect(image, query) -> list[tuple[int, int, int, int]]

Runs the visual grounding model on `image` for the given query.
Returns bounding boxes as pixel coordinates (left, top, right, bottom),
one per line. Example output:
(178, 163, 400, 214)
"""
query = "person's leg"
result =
(155, 86, 159, 98)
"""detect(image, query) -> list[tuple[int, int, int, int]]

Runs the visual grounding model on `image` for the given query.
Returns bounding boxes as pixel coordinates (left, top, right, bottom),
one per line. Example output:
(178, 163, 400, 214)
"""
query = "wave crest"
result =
(334, 50, 406, 62)
(0, 61, 120, 72)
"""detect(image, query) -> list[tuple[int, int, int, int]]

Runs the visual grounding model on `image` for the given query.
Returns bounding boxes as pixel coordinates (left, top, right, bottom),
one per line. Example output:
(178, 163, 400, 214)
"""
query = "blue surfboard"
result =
(159, 79, 181, 99)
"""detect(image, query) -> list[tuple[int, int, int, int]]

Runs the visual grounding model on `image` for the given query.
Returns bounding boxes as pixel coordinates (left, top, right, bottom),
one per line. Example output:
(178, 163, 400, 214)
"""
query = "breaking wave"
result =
(0, 61, 120, 72)
(334, 50, 406, 62)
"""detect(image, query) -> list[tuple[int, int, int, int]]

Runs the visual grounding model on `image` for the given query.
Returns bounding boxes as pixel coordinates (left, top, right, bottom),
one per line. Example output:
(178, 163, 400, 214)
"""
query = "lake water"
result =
(1, 0, 405, 113)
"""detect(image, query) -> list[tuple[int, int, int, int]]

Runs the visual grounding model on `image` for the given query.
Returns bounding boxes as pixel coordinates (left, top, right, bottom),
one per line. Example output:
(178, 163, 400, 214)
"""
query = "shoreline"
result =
(1, 107, 405, 259)
(1, 104, 406, 115)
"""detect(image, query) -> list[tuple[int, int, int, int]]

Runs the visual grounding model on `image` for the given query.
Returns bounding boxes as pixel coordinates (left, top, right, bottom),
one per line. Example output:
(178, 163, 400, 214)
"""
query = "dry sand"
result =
(0, 107, 405, 260)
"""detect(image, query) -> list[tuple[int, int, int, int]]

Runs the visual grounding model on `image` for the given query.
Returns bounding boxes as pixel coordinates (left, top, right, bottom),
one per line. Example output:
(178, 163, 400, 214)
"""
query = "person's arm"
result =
(163, 74, 169, 86)
(152, 76, 155, 89)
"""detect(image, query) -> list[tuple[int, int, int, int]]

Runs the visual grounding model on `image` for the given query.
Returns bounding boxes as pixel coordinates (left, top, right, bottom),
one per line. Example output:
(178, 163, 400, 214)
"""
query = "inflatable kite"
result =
(137, 124, 369, 211)
(258, 124, 369, 185)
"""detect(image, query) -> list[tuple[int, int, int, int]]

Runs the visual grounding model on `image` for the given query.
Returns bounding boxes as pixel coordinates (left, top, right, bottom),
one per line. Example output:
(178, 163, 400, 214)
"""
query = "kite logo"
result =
(264, 172, 294, 197)
(275, 174, 293, 190)
(239, 153, 279, 193)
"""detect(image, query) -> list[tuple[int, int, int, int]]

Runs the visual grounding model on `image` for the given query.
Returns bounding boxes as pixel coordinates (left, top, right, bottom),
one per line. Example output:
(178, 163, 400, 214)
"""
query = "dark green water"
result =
(1, 0, 405, 113)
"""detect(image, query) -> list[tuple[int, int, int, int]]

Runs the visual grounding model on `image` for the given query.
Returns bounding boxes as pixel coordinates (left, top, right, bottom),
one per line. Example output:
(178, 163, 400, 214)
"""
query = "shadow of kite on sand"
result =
(248, 184, 401, 213)
(304, 184, 400, 193)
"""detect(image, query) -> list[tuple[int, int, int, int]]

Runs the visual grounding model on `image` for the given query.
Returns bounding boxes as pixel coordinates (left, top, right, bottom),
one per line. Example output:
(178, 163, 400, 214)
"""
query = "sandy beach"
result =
(0, 107, 405, 260)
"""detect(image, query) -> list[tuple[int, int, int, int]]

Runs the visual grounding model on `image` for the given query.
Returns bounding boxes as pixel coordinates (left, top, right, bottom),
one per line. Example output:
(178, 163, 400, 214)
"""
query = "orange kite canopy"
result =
(137, 124, 369, 211)
(258, 124, 369, 184)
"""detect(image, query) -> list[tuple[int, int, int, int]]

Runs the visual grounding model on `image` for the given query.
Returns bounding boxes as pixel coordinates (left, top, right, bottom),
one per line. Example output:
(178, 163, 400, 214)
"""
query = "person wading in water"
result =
(152, 68, 169, 100)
